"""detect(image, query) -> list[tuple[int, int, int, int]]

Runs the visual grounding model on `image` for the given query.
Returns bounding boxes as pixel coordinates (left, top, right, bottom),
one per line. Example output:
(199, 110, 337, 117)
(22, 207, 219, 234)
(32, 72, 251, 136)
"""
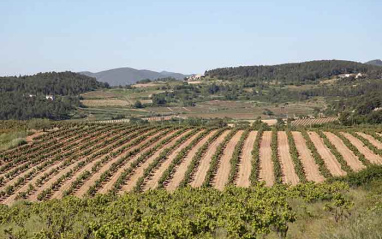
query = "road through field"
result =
(341, 132, 382, 165)
(213, 130, 244, 190)
(235, 131, 257, 187)
(308, 132, 346, 176)
(277, 132, 299, 185)
(324, 132, 365, 171)
(190, 130, 230, 188)
(292, 132, 324, 182)
(259, 131, 274, 186)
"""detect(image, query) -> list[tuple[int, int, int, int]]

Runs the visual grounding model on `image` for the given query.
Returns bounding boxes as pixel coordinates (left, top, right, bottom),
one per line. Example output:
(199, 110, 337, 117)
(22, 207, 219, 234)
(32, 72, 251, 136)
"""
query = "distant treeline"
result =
(0, 72, 108, 120)
(0, 71, 108, 95)
(205, 60, 382, 84)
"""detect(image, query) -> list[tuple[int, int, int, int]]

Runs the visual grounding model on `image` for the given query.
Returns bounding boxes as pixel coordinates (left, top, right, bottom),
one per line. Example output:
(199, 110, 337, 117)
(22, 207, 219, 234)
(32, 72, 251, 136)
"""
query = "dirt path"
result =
(25, 130, 45, 143)
(258, 131, 274, 186)
(324, 132, 365, 171)
(74, 130, 165, 197)
(235, 131, 257, 187)
(213, 130, 244, 190)
(190, 130, 230, 188)
(356, 132, 382, 150)
(165, 130, 217, 191)
(292, 132, 325, 182)
(308, 132, 346, 176)
(143, 131, 204, 191)
(341, 132, 382, 165)
(277, 131, 299, 185)
(121, 130, 191, 192)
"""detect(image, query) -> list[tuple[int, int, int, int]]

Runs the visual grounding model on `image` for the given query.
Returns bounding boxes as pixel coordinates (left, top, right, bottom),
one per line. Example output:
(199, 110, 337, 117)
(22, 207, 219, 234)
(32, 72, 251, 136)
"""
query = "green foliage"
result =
(250, 125, 264, 185)
(178, 128, 226, 188)
(286, 128, 307, 182)
(332, 131, 371, 167)
(157, 128, 212, 188)
(133, 129, 199, 192)
(203, 129, 238, 187)
(328, 164, 382, 187)
(349, 131, 382, 156)
(111, 127, 187, 193)
(205, 60, 382, 84)
(0, 183, 351, 239)
(300, 129, 332, 178)
(271, 128, 282, 184)
(0, 71, 108, 120)
(227, 129, 249, 184)
(133, 100, 144, 108)
(317, 130, 353, 174)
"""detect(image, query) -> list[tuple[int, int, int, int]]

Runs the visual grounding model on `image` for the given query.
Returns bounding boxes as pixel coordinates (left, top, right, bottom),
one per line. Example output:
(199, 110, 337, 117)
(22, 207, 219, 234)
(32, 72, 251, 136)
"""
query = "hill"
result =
(205, 60, 382, 84)
(365, 59, 382, 67)
(0, 71, 108, 120)
(79, 67, 189, 86)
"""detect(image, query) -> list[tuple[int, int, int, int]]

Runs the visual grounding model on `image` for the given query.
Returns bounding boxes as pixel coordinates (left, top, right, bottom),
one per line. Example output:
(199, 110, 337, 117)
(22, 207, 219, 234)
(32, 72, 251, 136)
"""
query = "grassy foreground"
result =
(0, 166, 382, 238)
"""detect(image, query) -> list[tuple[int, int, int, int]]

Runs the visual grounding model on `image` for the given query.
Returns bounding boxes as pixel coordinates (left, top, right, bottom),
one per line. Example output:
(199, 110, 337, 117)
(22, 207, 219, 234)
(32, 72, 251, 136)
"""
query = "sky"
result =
(0, 0, 381, 76)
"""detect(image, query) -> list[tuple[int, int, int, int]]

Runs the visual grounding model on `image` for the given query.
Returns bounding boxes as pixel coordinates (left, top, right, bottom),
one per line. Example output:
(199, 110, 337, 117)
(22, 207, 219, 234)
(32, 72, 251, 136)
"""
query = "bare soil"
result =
(143, 131, 203, 191)
(324, 132, 365, 171)
(25, 130, 45, 143)
(356, 132, 382, 150)
(98, 130, 178, 194)
(292, 132, 324, 182)
(235, 131, 257, 187)
(48, 128, 149, 200)
(190, 130, 230, 188)
(258, 131, 274, 186)
(121, 130, 190, 192)
(277, 132, 299, 185)
(308, 132, 346, 176)
(165, 130, 217, 191)
(213, 130, 244, 190)
(341, 132, 382, 165)
(75, 130, 165, 197)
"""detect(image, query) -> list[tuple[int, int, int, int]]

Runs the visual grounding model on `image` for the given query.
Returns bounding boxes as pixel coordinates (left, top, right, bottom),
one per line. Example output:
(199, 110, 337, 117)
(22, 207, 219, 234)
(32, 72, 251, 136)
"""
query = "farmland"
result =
(1, 122, 381, 206)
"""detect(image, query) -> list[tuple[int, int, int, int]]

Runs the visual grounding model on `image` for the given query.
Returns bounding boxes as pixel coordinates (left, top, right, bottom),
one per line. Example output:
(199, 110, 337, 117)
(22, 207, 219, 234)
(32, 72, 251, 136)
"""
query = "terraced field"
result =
(1, 123, 381, 205)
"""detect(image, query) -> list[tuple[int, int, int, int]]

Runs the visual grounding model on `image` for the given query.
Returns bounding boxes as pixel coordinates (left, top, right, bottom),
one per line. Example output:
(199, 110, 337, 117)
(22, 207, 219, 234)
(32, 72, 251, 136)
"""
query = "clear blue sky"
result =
(0, 0, 381, 76)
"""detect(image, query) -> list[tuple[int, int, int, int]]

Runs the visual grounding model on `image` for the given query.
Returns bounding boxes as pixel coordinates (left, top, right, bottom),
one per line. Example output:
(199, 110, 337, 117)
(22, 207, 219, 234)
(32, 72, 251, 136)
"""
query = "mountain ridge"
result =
(365, 59, 382, 67)
(79, 67, 190, 86)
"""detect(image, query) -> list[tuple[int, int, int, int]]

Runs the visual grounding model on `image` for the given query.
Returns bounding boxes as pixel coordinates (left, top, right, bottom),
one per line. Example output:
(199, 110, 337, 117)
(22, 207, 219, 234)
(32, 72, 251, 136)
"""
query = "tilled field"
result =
(1, 124, 382, 205)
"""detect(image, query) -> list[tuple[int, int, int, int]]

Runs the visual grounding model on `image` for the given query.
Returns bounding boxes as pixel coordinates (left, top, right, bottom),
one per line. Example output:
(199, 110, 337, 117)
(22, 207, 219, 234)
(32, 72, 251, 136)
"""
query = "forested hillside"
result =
(0, 72, 108, 120)
(205, 60, 382, 84)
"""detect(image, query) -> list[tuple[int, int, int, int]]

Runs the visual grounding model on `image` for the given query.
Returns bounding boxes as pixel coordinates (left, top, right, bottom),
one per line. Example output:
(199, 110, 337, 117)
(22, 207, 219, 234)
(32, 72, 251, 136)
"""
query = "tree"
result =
(134, 101, 144, 108)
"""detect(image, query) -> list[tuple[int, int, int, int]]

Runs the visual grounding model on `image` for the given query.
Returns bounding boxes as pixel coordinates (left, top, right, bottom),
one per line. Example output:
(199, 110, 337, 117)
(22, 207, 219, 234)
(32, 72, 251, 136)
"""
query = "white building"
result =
(45, 95, 54, 100)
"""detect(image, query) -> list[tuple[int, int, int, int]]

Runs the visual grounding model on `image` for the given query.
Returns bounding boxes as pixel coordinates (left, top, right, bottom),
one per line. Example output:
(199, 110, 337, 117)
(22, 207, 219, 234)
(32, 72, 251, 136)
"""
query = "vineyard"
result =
(291, 117, 338, 126)
(0, 123, 382, 206)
